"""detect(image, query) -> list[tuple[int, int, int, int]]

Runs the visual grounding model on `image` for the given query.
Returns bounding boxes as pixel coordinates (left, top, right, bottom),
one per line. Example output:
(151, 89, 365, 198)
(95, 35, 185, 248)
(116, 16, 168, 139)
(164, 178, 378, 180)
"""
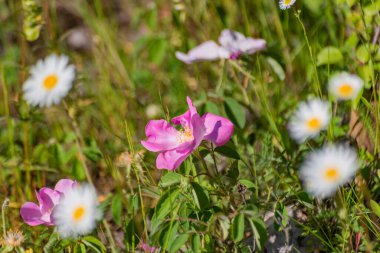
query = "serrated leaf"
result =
(224, 97, 245, 129)
(317, 46, 343, 66)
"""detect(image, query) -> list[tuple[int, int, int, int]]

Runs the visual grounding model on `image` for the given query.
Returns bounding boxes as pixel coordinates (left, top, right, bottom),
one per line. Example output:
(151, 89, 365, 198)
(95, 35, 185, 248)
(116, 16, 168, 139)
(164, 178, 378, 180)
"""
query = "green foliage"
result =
(1, 0, 380, 252)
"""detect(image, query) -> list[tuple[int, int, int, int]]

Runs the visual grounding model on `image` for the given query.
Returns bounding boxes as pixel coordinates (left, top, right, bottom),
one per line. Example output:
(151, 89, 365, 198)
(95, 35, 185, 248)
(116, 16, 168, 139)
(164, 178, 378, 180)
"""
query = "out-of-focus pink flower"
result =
(20, 179, 77, 226)
(139, 242, 156, 253)
(141, 97, 234, 170)
(175, 29, 266, 64)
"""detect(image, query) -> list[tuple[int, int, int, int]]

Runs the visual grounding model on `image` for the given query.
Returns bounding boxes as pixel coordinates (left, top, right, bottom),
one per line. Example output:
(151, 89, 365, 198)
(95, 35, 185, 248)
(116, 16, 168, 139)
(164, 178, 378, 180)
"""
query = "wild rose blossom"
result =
(141, 97, 234, 170)
(175, 29, 266, 64)
(20, 179, 77, 226)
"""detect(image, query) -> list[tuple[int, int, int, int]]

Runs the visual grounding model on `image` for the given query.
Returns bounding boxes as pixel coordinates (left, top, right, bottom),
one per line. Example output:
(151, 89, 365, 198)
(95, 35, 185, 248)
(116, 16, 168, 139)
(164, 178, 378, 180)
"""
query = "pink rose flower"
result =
(20, 179, 77, 226)
(175, 29, 266, 64)
(141, 97, 234, 170)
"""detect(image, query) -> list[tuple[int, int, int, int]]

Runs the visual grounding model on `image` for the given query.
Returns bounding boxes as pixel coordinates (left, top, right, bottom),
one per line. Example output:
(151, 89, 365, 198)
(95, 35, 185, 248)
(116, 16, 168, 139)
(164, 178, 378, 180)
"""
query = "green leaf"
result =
(214, 142, 240, 160)
(316, 46, 343, 66)
(370, 200, 380, 218)
(232, 213, 245, 242)
(356, 44, 370, 63)
(148, 38, 168, 65)
(22, 0, 43, 41)
(44, 233, 59, 253)
(191, 182, 210, 210)
(238, 179, 255, 189)
(124, 219, 140, 249)
(159, 172, 183, 188)
(191, 234, 201, 253)
(249, 217, 268, 250)
(267, 57, 285, 81)
(151, 188, 180, 232)
(111, 193, 123, 226)
(168, 234, 189, 253)
(82, 236, 106, 253)
(205, 101, 220, 115)
(224, 97, 245, 129)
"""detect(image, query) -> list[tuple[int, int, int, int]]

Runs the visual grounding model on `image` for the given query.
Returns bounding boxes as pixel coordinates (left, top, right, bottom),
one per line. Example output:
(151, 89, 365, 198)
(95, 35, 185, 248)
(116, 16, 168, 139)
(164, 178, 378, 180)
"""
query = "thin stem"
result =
(2, 198, 9, 238)
(294, 11, 322, 97)
(63, 102, 93, 185)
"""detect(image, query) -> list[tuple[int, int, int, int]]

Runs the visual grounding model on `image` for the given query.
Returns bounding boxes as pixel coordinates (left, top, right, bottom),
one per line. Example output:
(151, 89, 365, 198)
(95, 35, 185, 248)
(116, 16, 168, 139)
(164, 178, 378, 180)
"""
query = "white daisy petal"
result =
(279, 0, 296, 9)
(288, 99, 330, 143)
(22, 54, 75, 107)
(299, 144, 359, 198)
(328, 72, 364, 101)
(53, 184, 102, 238)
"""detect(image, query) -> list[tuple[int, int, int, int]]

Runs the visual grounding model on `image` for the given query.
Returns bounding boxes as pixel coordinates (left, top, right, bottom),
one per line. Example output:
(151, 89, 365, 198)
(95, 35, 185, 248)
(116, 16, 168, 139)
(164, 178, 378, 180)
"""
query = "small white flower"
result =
(288, 99, 330, 143)
(23, 54, 75, 107)
(328, 72, 364, 101)
(279, 0, 296, 9)
(300, 144, 359, 198)
(53, 184, 101, 238)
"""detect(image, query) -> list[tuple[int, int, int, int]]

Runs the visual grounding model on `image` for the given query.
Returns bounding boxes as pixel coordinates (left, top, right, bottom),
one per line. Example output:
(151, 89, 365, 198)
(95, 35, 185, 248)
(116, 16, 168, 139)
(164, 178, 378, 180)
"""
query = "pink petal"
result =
(38, 188, 61, 214)
(141, 120, 180, 152)
(54, 179, 77, 195)
(175, 41, 230, 64)
(20, 202, 44, 226)
(218, 29, 246, 52)
(202, 113, 234, 146)
(218, 29, 266, 55)
(156, 149, 192, 170)
(172, 97, 197, 128)
(236, 38, 266, 54)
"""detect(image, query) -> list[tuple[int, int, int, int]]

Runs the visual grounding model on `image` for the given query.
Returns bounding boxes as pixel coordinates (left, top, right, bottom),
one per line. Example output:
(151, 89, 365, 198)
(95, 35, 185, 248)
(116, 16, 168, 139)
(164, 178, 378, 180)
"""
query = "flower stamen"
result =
(324, 167, 340, 182)
(177, 127, 193, 143)
(43, 74, 58, 90)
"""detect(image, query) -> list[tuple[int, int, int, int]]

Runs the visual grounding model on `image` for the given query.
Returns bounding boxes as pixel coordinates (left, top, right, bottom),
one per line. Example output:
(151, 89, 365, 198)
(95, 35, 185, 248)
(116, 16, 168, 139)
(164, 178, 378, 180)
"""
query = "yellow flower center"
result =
(72, 206, 85, 222)
(306, 117, 321, 131)
(177, 127, 193, 143)
(338, 84, 353, 97)
(43, 74, 58, 90)
(324, 168, 340, 182)
(284, 0, 292, 4)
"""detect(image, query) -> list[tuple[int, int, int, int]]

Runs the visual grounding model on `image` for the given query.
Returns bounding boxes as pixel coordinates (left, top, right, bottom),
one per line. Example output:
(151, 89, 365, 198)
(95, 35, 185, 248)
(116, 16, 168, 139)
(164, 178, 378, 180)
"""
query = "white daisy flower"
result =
(22, 54, 75, 107)
(53, 184, 102, 238)
(288, 99, 330, 143)
(279, 0, 296, 9)
(300, 144, 359, 198)
(328, 72, 364, 101)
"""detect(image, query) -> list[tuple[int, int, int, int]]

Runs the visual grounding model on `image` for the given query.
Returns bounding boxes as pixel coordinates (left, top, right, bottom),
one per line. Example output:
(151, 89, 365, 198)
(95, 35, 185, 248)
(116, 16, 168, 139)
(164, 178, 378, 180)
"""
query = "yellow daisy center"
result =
(324, 167, 340, 182)
(306, 117, 321, 131)
(338, 84, 353, 97)
(73, 206, 86, 222)
(284, 0, 292, 4)
(43, 74, 58, 90)
(177, 127, 193, 143)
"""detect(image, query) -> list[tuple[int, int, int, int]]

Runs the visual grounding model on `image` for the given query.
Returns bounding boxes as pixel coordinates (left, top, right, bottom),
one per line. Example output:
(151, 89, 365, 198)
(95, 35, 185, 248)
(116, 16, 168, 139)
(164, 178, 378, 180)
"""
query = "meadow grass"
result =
(0, 0, 380, 252)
